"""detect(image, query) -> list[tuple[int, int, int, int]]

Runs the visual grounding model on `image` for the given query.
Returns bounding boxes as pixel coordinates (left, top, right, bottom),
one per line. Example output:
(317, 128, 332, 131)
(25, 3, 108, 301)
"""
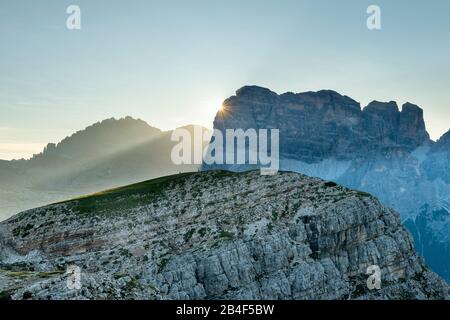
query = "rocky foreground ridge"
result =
(0, 170, 449, 300)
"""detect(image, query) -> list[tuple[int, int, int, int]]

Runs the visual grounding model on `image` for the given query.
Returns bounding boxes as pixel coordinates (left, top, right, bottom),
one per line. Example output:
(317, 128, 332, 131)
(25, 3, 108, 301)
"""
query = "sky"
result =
(0, 0, 449, 160)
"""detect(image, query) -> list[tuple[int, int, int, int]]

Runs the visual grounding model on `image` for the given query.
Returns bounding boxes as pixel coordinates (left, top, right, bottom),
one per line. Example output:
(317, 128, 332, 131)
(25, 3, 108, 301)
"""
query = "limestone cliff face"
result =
(0, 171, 448, 300)
(206, 86, 450, 283)
(213, 86, 430, 163)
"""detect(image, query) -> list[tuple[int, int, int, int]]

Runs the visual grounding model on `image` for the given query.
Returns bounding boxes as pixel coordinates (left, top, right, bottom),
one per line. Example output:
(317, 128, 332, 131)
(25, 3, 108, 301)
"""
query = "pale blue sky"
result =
(1, 0, 449, 159)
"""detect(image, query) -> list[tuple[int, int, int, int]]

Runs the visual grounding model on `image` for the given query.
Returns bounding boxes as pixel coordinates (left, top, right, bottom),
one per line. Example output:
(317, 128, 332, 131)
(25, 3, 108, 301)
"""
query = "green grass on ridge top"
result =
(58, 170, 237, 215)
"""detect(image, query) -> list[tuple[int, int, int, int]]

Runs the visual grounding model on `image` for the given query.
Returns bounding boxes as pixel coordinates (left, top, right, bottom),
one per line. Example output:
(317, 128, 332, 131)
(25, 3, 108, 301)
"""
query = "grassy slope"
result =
(56, 170, 237, 216)
(59, 172, 196, 215)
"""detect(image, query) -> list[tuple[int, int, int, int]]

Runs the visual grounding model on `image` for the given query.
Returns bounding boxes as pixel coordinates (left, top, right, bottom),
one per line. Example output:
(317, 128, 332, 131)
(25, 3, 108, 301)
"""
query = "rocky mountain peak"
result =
(434, 129, 450, 151)
(234, 85, 278, 103)
(402, 102, 424, 114)
(0, 170, 448, 299)
(30, 117, 162, 163)
(398, 103, 430, 146)
(213, 86, 432, 163)
(364, 100, 399, 113)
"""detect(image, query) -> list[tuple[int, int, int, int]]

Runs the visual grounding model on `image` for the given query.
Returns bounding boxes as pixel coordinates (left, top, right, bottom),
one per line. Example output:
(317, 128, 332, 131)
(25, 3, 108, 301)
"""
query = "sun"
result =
(203, 97, 225, 114)
(195, 96, 227, 129)
(213, 98, 225, 112)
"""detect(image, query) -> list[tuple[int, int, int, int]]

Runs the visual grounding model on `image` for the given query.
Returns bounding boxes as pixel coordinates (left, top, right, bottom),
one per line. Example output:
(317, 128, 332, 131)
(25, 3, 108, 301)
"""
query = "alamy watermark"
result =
(66, 264, 82, 290)
(366, 265, 382, 290)
(66, 5, 81, 30)
(171, 127, 279, 175)
(65, 5, 379, 32)
(367, 5, 381, 30)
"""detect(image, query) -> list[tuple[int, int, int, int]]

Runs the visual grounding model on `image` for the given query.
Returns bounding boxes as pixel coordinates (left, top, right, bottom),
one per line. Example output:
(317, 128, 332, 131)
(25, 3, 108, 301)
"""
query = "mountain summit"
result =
(215, 86, 430, 163)
(208, 86, 450, 282)
(32, 117, 162, 163)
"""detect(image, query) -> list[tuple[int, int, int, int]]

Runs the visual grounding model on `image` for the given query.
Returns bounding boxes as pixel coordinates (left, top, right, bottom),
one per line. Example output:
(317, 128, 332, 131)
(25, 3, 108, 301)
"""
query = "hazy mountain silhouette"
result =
(0, 117, 210, 220)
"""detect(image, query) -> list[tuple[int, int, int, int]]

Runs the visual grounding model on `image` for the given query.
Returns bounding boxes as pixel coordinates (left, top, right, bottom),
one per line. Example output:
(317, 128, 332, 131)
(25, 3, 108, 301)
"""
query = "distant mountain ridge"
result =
(0, 117, 210, 220)
(31, 116, 162, 163)
(206, 85, 450, 282)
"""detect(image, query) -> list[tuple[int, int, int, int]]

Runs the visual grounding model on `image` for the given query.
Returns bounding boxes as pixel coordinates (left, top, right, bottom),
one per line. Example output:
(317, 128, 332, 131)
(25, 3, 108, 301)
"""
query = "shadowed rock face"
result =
(433, 129, 450, 152)
(213, 86, 430, 163)
(0, 171, 449, 300)
(205, 86, 450, 283)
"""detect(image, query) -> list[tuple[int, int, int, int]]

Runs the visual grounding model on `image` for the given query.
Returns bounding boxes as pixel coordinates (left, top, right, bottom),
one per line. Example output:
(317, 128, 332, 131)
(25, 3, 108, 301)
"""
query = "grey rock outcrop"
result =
(0, 171, 448, 300)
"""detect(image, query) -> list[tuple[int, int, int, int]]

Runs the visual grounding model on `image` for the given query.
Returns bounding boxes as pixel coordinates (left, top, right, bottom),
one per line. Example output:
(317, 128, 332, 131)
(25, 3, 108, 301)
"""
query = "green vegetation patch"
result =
(355, 191, 372, 198)
(38, 270, 65, 278)
(158, 257, 169, 271)
(324, 181, 338, 187)
(219, 230, 235, 240)
(62, 172, 196, 215)
(2, 269, 65, 280)
(56, 170, 247, 216)
(0, 290, 11, 300)
(197, 227, 208, 237)
(184, 228, 196, 242)
(271, 210, 278, 220)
